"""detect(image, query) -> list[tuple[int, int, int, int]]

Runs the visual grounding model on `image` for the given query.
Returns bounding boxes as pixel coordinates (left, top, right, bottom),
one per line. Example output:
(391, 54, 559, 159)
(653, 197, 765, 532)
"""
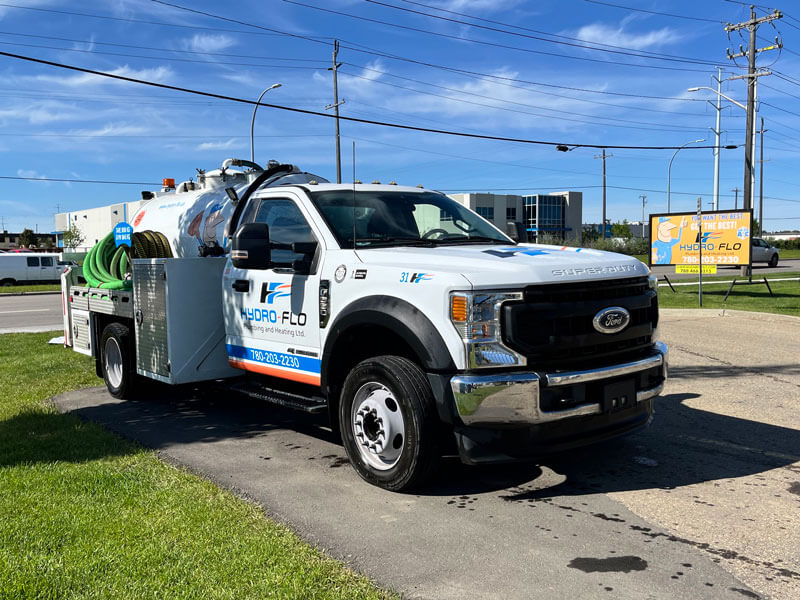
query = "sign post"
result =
(697, 198, 703, 307)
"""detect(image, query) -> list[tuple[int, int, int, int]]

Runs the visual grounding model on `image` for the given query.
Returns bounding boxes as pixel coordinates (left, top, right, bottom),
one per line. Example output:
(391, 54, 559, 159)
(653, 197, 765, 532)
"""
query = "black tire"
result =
(768, 254, 778, 268)
(339, 356, 440, 491)
(100, 322, 136, 399)
(0, 278, 16, 286)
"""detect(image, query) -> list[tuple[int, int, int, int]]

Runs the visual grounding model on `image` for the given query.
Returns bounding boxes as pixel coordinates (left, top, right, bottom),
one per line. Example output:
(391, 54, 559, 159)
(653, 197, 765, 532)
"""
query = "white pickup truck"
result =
(62, 160, 667, 491)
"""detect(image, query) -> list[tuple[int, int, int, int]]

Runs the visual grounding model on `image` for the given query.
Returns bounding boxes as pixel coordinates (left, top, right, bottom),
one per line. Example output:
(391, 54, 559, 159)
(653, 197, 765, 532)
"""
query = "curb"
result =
(661, 307, 800, 323)
(0, 291, 61, 296)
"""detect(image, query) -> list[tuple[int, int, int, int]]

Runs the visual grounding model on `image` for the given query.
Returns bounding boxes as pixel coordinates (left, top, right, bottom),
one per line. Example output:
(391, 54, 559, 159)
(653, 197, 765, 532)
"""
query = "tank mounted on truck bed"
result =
(61, 158, 667, 491)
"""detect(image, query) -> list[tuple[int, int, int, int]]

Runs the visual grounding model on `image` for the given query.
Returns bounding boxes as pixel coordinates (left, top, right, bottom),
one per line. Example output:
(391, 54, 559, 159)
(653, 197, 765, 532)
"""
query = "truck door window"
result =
(26, 257, 39, 267)
(41, 256, 53, 267)
(253, 198, 316, 265)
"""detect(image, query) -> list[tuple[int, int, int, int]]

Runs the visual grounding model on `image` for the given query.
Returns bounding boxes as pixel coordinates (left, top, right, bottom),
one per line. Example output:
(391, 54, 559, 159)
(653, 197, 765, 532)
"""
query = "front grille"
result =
(502, 276, 658, 369)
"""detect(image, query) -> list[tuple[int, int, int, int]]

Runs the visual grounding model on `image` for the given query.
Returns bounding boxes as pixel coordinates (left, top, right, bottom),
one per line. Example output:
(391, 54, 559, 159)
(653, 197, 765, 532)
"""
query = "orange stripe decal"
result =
(228, 358, 321, 386)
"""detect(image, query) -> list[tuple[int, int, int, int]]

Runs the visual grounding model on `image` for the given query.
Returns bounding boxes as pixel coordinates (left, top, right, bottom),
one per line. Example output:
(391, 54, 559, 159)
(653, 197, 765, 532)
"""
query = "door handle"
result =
(232, 280, 250, 293)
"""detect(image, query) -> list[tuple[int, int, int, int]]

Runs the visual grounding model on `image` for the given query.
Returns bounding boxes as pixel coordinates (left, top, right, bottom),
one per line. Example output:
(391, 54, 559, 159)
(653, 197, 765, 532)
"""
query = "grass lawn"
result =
(0, 284, 61, 294)
(658, 278, 800, 317)
(0, 332, 393, 599)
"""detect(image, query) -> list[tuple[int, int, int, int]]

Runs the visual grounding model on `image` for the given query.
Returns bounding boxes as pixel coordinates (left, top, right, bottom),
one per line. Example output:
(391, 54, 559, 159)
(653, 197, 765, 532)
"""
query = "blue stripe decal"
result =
(226, 344, 321, 373)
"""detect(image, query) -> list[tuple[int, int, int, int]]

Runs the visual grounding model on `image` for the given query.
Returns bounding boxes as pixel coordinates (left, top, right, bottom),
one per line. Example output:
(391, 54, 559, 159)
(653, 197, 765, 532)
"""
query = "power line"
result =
(283, 0, 719, 72)
(0, 50, 734, 151)
(363, 0, 725, 66)
(150, 0, 718, 103)
(583, 0, 723, 23)
(0, 175, 160, 185)
(0, 2, 306, 38)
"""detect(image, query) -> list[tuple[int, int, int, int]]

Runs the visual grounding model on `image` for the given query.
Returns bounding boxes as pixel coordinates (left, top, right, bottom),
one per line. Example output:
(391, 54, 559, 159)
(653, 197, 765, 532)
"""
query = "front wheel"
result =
(339, 356, 440, 491)
(768, 254, 778, 268)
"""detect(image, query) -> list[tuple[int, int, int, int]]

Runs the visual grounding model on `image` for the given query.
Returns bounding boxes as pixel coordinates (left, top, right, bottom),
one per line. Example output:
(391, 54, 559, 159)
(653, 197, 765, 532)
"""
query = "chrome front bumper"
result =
(451, 341, 668, 426)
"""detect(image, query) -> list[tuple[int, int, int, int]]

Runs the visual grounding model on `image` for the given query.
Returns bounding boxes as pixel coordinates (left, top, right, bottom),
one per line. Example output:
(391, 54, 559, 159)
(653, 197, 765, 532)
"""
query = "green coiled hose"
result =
(82, 230, 172, 290)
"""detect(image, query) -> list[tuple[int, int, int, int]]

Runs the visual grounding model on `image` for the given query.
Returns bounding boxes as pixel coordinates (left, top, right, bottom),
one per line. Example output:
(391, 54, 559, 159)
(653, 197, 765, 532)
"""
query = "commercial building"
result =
(446, 191, 582, 243)
(55, 200, 148, 252)
(0, 230, 57, 251)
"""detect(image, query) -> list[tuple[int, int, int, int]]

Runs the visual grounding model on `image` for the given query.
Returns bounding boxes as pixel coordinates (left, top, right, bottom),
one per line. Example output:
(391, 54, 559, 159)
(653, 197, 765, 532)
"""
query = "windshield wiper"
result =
(356, 237, 436, 248)
(435, 236, 512, 245)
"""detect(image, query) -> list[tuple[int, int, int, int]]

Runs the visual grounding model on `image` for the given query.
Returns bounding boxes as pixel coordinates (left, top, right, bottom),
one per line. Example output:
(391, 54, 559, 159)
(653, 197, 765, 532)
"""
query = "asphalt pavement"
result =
(0, 292, 63, 334)
(50, 310, 800, 600)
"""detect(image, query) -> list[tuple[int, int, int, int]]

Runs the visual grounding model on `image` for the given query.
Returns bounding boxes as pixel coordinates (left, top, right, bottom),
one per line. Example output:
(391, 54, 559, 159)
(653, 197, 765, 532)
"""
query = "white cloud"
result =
(34, 65, 173, 88)
(573, 21, 680, 50)
(437, 0, 523, 12)
(17, 169, 47, 182)
(196, 138, 240, 151)
(184, 33, 236, 54)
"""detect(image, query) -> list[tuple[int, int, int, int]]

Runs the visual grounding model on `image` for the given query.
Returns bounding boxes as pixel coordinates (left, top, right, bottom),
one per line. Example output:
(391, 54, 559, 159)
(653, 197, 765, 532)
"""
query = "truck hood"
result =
(355, 243, 650, 288)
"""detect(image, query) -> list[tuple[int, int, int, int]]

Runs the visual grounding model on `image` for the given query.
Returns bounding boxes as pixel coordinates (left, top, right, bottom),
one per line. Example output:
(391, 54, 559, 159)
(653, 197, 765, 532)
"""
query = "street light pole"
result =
(667, 138, 705, 213)
(250, 83, 282, 164)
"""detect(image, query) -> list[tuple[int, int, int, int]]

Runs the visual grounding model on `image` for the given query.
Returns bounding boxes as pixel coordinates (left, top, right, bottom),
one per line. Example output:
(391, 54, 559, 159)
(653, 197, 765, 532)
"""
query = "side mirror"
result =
(290, 241, 318, 274)
(231, 223, 271, 270)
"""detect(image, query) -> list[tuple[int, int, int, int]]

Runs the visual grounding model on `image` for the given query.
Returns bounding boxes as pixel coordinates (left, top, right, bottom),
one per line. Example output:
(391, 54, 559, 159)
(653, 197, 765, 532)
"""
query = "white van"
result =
(0, 252, 64, 285)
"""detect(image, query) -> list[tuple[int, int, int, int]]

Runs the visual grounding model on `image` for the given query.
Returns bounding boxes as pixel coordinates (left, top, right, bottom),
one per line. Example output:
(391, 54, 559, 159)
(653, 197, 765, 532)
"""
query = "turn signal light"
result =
(451, 295, 468, 322)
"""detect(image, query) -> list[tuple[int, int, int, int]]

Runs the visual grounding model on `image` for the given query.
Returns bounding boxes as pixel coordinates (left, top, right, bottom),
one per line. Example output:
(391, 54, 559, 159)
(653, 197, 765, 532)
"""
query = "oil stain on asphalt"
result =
(568, 556, 648, 573)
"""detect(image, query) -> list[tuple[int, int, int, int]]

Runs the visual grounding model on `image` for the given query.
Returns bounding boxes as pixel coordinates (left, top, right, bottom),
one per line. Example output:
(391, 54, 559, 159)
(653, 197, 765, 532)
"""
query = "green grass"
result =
(0, 284, 61, 294)
(779, 249, 800, 259)
(0, 332, 393, 600)
(658, 278, 800, 317)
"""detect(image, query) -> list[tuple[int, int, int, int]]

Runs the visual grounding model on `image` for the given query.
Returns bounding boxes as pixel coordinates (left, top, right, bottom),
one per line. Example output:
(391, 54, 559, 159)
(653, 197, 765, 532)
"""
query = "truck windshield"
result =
(309, 190, 513, 248)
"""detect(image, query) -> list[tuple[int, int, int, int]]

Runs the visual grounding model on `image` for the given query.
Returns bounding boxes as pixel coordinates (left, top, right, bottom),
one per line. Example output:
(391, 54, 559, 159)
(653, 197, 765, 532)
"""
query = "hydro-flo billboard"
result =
(649, 210, 752, 267)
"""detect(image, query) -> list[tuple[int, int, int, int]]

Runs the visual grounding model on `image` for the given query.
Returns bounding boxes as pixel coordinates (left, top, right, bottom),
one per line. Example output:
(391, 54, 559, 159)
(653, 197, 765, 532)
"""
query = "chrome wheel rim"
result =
(104, 337, 124, 389)
(351, 381, 405, 471)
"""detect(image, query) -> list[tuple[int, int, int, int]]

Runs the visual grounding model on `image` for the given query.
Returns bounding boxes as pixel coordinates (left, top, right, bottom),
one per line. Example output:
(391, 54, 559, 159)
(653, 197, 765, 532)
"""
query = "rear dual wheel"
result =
(101, 323, 137, 399)
(339, 356, 440, 491)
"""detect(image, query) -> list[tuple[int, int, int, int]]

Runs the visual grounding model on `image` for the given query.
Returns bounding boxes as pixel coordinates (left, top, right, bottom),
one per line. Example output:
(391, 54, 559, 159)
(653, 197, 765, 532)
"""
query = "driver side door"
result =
(223, 194, 323, 386)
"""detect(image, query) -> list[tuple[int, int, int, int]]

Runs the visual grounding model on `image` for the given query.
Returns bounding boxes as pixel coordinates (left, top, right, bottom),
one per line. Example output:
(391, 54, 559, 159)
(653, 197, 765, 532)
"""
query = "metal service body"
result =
(62, 158, 667, 491)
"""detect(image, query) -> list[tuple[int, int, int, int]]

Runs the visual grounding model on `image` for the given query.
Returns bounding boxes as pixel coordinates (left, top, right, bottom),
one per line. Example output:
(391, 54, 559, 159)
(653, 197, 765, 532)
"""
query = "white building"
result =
(55, 200, 148, 252)
(446, 191, 583, 243)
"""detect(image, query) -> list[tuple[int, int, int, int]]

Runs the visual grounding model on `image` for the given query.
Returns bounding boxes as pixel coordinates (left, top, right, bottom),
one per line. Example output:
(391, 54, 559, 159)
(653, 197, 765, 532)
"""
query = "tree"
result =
(18, 228, 36, 248)
(63, 223, 85, 250)
(610, 219, 632, 240)
(42, 237, 54, 250)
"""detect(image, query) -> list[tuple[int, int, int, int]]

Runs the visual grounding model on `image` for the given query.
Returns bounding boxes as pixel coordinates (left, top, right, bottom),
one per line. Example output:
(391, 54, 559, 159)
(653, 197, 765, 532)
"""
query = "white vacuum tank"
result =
(130, 159, 326, 258)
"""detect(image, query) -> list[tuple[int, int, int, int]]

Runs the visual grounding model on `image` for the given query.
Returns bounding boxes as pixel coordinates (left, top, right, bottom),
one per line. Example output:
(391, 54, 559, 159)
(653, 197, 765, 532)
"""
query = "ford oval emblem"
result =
(592, 306, 631, 334)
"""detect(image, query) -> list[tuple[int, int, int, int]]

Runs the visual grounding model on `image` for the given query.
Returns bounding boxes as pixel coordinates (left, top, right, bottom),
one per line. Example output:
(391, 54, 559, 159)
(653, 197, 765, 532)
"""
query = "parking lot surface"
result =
(53, 310, 800, 599)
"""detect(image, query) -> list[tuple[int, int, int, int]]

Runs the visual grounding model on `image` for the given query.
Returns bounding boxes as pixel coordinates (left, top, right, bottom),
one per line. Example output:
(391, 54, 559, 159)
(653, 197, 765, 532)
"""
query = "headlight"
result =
(450, 291, 526, 369)
(647, 274, 660, 342)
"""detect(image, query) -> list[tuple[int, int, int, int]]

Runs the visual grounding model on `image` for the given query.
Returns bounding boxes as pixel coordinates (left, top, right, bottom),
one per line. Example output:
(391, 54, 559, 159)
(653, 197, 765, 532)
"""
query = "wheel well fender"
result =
(321, 295, 456, 395)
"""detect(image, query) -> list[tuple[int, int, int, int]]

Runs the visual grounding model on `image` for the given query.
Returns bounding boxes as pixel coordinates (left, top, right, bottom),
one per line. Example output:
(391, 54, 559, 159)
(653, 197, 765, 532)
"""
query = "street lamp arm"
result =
(250, 83, 282, 164)
(667, 138, 705, 213)
(687, 86, 746, 111)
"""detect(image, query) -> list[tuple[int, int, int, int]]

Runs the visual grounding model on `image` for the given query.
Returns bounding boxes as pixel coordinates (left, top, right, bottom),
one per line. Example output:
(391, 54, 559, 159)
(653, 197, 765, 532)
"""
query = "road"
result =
(51, 310, 800, 600)
(650, 258, 800, 280)
(0, 293, 63, 334)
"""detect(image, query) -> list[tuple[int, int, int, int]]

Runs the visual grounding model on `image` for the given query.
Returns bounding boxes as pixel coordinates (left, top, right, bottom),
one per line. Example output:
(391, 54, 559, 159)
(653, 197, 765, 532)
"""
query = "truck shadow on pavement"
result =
(489, 392, 800, 501)
(57, 386, 800, 499)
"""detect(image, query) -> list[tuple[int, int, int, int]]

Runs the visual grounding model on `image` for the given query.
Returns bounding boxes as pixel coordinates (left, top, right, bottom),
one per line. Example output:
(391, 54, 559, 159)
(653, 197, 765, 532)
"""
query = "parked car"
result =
(752, 237, 779, 267)
(0, 252, 64, 285)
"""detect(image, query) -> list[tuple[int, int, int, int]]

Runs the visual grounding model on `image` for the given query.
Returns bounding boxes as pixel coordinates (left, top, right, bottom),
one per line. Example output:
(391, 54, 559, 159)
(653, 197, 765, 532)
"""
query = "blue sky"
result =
(1, 0, 799, 233)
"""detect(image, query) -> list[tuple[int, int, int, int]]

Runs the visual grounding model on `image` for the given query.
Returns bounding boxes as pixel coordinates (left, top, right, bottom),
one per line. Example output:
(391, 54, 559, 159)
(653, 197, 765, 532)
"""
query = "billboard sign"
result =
(649, 210, 752, 267)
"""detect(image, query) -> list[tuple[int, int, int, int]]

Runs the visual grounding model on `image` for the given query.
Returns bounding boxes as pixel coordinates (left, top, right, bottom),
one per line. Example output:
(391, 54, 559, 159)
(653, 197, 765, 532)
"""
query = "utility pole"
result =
(758, 116, 766, 236)
(732, 187, 739, 210)
(712, 68, 723, 211)
(725, 6, 781, 273)
(326, 39, 345, 184)
(594, 149, 612, 238)
(640, 194, 647, 238)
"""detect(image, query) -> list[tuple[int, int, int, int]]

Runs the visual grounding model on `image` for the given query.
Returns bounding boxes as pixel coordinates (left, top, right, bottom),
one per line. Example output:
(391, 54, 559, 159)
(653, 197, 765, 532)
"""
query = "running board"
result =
(228, 381, 328, 414)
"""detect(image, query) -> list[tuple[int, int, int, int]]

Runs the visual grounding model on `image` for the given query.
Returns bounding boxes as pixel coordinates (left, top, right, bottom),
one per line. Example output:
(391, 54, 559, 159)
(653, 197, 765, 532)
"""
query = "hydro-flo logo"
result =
(239, 281, 307, 326)
(260, 282, 291, 304)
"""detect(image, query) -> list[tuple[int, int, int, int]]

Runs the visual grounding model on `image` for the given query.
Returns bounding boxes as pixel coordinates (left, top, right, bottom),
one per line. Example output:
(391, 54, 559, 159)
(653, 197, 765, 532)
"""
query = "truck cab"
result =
(63, 161, 666, 491)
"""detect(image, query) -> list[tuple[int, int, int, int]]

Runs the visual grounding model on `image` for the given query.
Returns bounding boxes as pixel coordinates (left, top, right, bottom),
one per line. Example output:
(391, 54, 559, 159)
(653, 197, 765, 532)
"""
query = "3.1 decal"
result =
(400, 271, 433, 283)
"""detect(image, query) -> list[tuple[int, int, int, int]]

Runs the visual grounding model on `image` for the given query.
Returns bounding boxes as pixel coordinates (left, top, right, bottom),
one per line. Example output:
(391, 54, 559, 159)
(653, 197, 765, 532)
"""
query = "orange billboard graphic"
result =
(649, 210, 752, 267)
